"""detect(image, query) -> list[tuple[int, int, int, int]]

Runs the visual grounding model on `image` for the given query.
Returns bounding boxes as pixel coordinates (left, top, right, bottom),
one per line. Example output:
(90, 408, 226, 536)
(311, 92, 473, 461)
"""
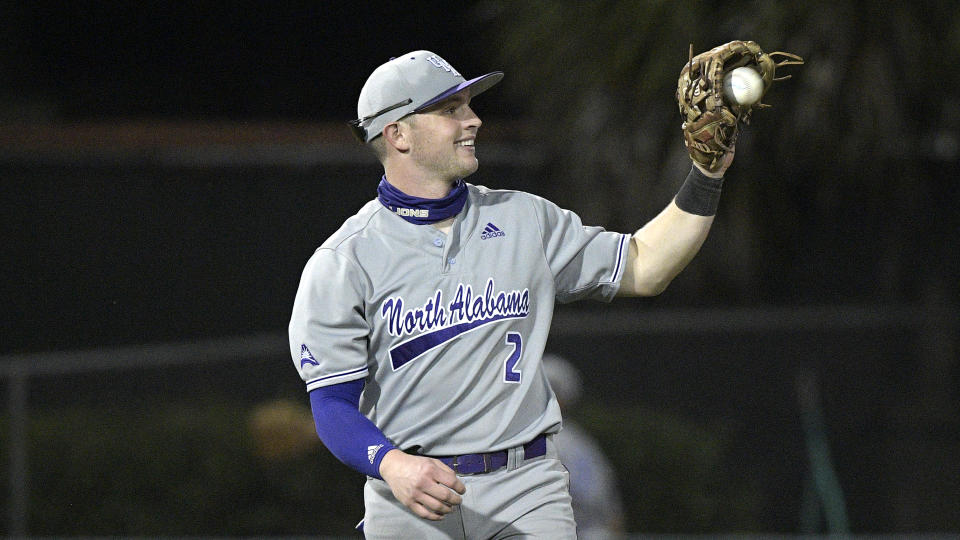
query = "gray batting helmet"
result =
(350, 50, 503, 142)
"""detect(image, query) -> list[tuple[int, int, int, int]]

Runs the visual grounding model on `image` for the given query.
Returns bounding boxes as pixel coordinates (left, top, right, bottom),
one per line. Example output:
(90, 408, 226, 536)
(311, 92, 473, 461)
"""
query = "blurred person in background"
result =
(542, 354, 625, 539)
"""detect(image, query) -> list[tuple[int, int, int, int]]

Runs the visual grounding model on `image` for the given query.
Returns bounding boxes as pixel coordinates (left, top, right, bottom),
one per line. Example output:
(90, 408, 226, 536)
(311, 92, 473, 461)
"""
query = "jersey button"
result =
(448, 257, 456, 265)
(433, 238, 443, 247)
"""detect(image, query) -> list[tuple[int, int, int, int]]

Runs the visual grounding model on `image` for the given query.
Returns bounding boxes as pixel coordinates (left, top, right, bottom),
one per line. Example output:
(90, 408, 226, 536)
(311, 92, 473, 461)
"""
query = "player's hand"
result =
(378, 449, 466, 521)
(693, 144, 735, 178)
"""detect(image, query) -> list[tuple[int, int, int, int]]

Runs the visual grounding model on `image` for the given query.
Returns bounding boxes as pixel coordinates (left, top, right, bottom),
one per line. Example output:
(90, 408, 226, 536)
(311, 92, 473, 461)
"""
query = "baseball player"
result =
(289, 49, 744, 539)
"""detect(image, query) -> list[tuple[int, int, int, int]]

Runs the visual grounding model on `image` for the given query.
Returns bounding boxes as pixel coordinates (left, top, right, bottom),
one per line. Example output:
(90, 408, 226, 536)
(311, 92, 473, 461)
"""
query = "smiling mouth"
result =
(455, 139, 475, 148)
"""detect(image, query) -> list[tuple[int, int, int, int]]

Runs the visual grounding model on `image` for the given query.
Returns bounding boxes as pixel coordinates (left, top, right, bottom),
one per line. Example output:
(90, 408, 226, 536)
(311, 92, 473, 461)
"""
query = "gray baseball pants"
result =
(361, 435, 577, 539)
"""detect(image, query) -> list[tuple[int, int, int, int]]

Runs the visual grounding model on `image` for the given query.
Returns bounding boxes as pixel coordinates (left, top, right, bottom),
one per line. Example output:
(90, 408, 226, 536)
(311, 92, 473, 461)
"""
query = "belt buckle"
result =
(452, 454, 476, 475)
(451, 453, 492, 475)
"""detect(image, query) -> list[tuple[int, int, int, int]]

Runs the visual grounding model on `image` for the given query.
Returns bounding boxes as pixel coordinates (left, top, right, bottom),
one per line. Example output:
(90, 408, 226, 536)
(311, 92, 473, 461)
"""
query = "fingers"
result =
(411, 503, 443, 521)
(381, 453, 468, 521)
(403, 479, 463, 521)
(424, 477, 464, 507)
(411, 486, 459, 521)
(411, 464, 465, 519)
(431, 459, 467, 495)
(411, 500, 451, 521)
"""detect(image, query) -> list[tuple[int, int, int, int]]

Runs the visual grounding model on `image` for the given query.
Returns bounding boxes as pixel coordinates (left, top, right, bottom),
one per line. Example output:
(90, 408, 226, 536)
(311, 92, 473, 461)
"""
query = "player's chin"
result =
(451, 162, 478, 180)
(460, 156, 479, 175)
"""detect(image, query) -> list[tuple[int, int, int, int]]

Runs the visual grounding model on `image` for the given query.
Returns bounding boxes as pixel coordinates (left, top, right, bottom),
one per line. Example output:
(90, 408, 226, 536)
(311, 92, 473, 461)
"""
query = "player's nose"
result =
(463, 105, 481, 130)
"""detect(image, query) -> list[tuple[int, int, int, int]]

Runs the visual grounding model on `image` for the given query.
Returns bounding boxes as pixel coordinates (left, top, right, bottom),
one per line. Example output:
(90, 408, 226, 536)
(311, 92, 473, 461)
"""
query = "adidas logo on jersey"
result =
(299, 344, 319, 367)
(367, 444, 384, 464)
(480, 222, 505, 240)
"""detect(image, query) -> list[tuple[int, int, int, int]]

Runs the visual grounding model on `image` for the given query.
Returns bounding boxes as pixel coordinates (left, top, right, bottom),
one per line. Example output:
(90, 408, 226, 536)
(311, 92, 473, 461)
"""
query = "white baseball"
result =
(722, 66, 764, 106)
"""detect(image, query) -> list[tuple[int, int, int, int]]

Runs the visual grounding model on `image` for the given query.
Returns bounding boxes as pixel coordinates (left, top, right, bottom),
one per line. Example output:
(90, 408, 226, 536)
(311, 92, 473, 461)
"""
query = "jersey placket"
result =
(435, 218, 463, 276)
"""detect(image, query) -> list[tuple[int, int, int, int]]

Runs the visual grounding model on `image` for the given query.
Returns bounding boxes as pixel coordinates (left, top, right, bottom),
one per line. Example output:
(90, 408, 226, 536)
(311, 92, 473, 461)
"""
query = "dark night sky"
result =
(2, 2, 503, 121)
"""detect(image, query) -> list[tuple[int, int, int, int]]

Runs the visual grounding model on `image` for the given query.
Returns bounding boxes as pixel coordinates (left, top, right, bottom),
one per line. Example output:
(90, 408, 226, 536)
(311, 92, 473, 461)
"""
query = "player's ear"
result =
(383, 122, 410, 153)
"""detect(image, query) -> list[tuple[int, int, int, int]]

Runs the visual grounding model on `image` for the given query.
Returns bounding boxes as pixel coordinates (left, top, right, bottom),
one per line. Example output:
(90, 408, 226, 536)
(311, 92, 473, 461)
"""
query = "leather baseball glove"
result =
(677, 40, 803, 174)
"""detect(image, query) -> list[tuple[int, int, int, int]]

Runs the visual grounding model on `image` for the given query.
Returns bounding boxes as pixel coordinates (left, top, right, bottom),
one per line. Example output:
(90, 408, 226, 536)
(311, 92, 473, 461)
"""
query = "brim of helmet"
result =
(415, 71, 504, 112)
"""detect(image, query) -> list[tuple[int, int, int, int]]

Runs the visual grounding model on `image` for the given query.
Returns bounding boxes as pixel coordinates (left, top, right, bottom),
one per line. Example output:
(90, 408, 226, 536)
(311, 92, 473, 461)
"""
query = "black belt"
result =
(433, 434, 547, 475)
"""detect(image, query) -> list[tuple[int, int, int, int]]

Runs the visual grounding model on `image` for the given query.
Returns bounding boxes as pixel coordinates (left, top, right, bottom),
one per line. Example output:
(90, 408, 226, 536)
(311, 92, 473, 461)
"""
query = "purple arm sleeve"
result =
(309, 379, 397, 479)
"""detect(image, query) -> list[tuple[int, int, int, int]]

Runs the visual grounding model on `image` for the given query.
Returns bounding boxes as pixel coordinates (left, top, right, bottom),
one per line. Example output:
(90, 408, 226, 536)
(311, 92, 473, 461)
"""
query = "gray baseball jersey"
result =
(289, 183, 630, 455)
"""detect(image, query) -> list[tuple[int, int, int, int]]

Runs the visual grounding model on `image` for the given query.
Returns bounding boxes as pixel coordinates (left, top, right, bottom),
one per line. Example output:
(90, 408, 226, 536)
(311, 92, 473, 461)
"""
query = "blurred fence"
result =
(2, 303, 957, 536)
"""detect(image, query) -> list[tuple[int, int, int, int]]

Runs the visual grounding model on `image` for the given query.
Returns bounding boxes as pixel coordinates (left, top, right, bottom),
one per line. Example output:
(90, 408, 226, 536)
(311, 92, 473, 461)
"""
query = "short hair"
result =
(368, 115, 418, 163)
(369, 136, 388, 162)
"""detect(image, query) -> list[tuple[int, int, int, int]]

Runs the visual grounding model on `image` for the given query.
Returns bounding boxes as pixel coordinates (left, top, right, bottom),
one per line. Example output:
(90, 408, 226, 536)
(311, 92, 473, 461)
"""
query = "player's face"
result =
(405, 90, 482, 183)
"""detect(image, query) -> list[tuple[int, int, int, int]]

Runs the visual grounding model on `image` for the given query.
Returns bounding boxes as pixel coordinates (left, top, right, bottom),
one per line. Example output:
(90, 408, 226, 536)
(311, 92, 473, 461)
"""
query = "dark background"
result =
(0, 2, 508, 121)
(2, 1, 958, 537)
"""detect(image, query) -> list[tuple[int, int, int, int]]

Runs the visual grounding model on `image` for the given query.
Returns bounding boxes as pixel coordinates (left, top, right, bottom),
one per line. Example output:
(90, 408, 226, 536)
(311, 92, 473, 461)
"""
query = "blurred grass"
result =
(5, 398, 957, 535)
(2, 399, 764, 536)
(3, 401, 365, 536)
(572, 402, 763, 533)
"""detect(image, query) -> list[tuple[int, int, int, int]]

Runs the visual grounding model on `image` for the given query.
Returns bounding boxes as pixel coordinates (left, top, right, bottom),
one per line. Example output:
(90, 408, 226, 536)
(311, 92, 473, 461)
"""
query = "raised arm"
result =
(620, 40, 803, 297)
(617, 161, 727, 297)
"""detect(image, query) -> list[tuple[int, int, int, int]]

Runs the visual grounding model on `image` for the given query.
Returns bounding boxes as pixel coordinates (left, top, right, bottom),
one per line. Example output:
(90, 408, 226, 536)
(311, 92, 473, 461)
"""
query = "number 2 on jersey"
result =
(503, 332, 522, 384)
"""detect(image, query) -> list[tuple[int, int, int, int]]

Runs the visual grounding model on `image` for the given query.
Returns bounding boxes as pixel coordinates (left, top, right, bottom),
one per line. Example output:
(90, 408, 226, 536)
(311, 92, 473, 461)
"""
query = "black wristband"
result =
(674, 166, 724, 216)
